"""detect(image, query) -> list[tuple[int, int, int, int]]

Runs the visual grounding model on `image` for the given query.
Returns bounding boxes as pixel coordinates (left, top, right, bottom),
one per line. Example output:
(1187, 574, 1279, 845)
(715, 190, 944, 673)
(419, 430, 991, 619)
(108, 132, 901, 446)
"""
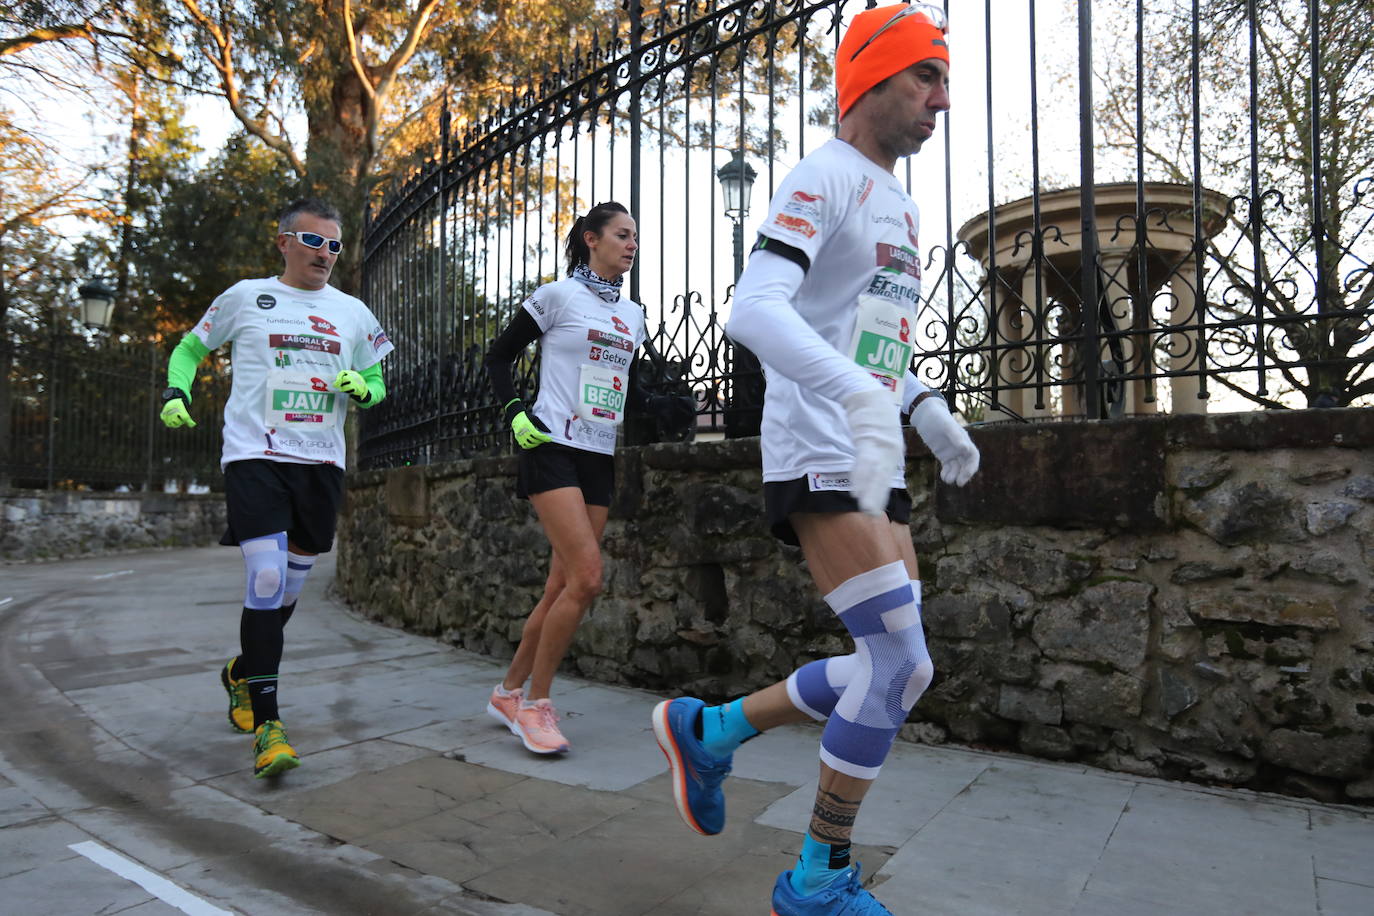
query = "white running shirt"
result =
(522, 277, 648, 455)
(742, 138, 925, 487)
(190, 277, 394, 469)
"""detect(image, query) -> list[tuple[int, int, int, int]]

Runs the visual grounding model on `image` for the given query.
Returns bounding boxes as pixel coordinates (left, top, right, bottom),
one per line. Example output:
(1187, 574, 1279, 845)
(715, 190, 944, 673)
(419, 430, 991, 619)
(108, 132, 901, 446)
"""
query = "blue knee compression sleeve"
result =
(787, 581, 928, 721)
(817, 566, 934, 779)
(241, 533, 288, 610)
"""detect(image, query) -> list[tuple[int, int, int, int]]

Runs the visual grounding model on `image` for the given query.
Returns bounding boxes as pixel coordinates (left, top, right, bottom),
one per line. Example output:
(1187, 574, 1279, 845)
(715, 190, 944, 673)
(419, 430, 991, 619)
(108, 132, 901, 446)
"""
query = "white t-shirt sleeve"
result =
(901, 369, 931, 413)
(191, 285, 243, 350)
(726, 249, 881, 404)
(754, 154, 845, 266)
(522, 284, 561, 333)
(353, 304, 394, 369)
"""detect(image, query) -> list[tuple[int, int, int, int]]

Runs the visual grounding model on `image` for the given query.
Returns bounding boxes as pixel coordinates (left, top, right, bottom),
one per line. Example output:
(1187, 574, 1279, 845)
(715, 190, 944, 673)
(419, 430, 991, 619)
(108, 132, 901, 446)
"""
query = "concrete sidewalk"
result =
(1, 546, 1371, 915)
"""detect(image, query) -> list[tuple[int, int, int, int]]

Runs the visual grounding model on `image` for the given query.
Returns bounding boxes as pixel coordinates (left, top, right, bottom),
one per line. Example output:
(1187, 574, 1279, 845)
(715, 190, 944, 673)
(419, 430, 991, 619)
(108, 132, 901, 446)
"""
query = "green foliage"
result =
(137, 133, 297, 332)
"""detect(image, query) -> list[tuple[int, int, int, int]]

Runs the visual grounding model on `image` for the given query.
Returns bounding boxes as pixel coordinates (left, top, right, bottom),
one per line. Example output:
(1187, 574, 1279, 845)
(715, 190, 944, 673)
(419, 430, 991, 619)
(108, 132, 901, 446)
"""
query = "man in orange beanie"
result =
(652, 4, 978, 915)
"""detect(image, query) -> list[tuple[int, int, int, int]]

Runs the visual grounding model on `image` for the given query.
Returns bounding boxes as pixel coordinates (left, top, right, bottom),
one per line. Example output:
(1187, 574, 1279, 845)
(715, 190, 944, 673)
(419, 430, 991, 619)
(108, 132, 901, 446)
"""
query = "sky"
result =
(10, 0, 1334, 413)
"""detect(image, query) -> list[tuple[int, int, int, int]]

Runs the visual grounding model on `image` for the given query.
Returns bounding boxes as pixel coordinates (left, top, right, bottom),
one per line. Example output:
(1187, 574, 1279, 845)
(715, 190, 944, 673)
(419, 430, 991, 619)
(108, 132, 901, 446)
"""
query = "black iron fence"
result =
(359, 0, 1371, 469)
(0, 327, 229, 492)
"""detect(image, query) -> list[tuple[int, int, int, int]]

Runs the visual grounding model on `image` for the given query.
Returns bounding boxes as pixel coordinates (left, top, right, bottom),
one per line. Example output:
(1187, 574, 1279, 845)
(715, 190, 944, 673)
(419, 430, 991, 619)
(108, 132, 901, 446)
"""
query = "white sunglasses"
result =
(282, 231, 343, 254)
(849, 3, 949, 63)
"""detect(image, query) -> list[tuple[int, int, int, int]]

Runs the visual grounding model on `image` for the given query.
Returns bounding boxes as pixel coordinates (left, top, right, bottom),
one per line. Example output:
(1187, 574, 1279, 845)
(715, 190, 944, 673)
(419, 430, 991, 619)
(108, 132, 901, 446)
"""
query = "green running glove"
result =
(160, 389, 196, 429)
(504, 398, 552, 449)
(335, 369, 371, 403)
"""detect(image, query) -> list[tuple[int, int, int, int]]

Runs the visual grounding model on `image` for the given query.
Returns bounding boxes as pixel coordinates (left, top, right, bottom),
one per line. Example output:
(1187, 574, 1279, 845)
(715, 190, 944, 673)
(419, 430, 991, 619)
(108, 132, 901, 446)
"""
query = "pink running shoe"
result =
(512, 698, 571, 754)
(486, 685, 524, 733)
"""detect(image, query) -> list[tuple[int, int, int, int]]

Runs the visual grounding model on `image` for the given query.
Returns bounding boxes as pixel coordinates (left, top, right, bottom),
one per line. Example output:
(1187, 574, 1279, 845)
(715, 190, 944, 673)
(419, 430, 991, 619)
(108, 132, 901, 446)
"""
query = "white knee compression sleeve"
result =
(282, 551, 317, 607)
(241, 533, 288, 610)
(818, 564, 934, 779)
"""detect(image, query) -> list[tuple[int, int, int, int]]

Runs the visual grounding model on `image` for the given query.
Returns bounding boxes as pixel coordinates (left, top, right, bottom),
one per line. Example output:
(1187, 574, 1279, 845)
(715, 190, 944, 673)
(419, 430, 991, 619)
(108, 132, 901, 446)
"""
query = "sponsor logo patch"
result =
(309, 315, 340, 336)
(774, 213, 817, 238)
(905, 212, 920, 248)
(269, 333, 343, 354)
(877, 243, 922, 280)
(586, 329, 632, 352)
(588, 346, 631, 371)
(612, 315, 630, 334)
(856, 177, 875, 206)
(863, 275, 922, 307)
(809, 472, 852, 492)
(256, 294, 276, 310)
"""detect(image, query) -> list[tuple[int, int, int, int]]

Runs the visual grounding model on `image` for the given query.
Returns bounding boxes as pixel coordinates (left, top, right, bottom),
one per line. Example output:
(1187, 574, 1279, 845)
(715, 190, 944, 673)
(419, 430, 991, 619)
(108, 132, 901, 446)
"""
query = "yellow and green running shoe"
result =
(253, 720, 300, 778)
(220, 658, 253, 733)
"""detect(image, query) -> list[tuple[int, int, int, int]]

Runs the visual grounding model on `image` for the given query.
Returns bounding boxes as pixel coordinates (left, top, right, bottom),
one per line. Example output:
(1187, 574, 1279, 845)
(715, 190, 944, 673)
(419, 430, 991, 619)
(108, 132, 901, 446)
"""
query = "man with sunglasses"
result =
(651, 5, 978, 914)
(159, 197, 393, 778)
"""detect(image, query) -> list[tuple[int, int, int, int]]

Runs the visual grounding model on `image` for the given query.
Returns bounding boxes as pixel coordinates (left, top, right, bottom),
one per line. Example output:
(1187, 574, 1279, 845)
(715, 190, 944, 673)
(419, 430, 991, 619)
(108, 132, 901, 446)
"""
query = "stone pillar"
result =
(1169, 262, 1207, 414)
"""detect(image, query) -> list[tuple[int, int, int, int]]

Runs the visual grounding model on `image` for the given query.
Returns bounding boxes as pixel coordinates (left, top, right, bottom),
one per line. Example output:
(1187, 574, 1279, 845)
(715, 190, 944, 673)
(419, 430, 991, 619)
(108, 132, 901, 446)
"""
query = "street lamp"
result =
(77, 277, 117, 331)
(715, 151, 758, 280)
(717, 150, 763, 438)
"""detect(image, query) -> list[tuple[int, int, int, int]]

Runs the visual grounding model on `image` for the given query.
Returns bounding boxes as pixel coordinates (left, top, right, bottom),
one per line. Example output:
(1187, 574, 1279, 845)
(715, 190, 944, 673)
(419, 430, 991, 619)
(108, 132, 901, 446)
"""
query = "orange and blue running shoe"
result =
(652, 696, 731, 836)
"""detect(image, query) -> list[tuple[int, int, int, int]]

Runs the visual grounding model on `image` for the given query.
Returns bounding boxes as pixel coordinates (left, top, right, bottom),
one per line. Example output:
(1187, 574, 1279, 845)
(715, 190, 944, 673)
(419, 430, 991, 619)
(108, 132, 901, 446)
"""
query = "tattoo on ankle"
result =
(810, 788, 860, 844)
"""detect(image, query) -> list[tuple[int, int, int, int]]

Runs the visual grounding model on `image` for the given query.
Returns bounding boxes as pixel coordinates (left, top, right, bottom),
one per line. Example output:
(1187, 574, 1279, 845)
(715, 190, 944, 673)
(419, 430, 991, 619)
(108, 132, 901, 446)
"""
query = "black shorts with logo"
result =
(220, 459, 346, 553)
(763, 476, 913, 547)
(515, 443, 616, 507)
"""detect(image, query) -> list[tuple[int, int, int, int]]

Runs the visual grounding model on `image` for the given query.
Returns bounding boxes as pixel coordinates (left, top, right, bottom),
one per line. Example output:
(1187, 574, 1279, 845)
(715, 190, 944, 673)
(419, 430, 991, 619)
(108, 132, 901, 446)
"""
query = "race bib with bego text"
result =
(577, 364, 626, 425)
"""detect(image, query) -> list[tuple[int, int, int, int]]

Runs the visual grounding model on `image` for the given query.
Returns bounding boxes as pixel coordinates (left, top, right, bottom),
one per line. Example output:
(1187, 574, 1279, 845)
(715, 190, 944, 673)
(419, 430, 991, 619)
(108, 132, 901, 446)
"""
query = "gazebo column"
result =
(1017, 267, 1052, 418)
(1169, 262, 1207, 414)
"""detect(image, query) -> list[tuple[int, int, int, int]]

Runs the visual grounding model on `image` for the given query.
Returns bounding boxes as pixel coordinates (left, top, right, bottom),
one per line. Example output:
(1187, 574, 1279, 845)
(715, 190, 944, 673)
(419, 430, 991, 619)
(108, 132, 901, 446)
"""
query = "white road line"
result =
(91, 570, 135, 580)
(0, 597, 12, 608)
(67, 841, 234, 916)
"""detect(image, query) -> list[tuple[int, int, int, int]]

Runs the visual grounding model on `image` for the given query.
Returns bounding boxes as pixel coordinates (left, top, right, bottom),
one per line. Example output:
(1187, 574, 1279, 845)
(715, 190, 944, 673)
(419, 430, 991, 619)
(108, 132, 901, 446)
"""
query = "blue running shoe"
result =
(652, 697, 731, 836)
(770, 864, 892, 916)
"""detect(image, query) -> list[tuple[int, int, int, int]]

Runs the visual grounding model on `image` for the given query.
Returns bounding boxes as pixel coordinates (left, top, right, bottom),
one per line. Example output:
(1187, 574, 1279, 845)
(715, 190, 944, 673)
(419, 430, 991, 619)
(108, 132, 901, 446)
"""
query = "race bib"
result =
(265, 369, 341, 429)
(578, 364, 627, 425)
(848, 294, 912, 406)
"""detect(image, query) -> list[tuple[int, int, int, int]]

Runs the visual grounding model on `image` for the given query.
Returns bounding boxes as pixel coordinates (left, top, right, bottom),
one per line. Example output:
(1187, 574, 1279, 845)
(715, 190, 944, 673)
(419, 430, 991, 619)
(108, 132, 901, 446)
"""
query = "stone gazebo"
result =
(957, 182, 1231, 421)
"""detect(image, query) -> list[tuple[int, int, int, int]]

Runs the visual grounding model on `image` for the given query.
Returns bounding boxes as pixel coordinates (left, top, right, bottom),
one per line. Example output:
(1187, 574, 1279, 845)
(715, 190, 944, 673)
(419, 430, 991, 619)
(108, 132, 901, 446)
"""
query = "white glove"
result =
(911, 395, 980, 486)
(842, 388, 905, 515)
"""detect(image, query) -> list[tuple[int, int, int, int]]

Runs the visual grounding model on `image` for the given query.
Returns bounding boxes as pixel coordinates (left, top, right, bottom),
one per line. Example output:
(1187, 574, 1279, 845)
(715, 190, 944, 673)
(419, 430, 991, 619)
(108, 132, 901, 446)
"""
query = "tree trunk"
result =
(305, 63, 376, 297)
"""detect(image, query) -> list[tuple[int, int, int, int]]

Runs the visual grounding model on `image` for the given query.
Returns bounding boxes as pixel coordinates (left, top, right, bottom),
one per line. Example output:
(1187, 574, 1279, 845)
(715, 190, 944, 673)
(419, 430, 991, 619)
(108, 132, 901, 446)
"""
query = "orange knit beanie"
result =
(836, 3, 949, 119)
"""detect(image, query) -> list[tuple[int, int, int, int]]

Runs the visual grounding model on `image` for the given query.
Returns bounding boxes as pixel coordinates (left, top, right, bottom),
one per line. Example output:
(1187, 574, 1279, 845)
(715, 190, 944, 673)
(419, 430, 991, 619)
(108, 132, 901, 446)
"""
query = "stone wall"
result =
(0, 491, 226, 561)
(336, 410, 1374, 803)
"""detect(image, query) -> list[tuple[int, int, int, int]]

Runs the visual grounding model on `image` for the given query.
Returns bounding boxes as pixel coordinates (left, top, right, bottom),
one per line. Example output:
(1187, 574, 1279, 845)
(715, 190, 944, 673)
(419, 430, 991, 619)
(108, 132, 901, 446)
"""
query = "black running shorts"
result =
(220, 459, 346, 553)
(763, 476, 913, 547)
(515, 443, 615, 507)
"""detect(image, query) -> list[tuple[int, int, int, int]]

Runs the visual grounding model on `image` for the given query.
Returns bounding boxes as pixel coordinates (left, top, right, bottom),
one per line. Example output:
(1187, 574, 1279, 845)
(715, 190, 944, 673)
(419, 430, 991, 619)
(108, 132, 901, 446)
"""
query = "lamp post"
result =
(716, 151, 757, 280)
(717, 150, 763, 438)
(77, 277, 118, 332)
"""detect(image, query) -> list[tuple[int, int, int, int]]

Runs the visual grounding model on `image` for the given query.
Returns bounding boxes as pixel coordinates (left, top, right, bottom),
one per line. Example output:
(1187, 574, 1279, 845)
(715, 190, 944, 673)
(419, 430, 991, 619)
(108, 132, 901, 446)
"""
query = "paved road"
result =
(1, 546, 1371, 915)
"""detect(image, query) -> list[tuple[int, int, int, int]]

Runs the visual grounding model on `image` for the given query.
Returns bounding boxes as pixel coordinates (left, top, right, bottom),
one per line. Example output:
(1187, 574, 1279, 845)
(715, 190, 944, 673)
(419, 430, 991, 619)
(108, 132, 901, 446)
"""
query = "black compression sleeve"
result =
(751, 234, 811, 272)
(626, 354, 651, 412)
(483, 309, 542, 406)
